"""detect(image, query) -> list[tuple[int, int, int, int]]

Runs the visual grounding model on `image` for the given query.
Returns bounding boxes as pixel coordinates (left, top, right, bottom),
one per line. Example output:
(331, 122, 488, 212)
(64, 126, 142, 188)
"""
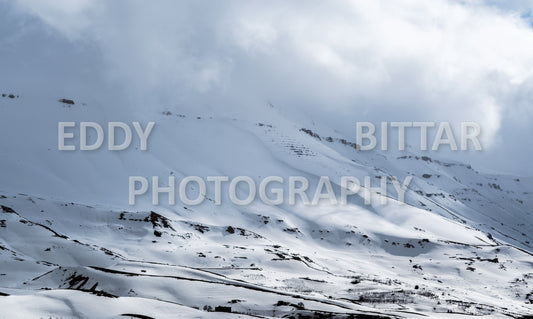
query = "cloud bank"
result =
(3, 0, 533, 175)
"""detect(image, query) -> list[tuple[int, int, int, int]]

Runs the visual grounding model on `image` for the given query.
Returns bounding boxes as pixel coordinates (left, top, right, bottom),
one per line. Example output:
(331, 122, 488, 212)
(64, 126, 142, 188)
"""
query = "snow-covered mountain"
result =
(0, 93, 532, 318)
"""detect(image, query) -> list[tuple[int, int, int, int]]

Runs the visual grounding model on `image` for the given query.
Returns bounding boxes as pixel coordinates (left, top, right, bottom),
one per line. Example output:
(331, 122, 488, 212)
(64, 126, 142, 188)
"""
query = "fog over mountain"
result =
(2, 0, 533, 175)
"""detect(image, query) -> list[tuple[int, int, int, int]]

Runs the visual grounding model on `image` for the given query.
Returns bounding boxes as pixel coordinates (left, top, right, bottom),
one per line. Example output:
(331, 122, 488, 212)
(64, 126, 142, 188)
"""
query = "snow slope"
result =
(0, 92, 532, 318)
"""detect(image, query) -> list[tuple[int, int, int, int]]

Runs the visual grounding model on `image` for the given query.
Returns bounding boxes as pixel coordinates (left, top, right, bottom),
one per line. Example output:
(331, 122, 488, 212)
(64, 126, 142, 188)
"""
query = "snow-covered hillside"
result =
(0, 93, 532, 318)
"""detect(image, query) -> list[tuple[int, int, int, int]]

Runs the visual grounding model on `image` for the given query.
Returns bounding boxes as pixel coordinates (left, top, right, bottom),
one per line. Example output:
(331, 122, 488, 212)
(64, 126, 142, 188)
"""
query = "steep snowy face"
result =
(0, 92, 532, 318)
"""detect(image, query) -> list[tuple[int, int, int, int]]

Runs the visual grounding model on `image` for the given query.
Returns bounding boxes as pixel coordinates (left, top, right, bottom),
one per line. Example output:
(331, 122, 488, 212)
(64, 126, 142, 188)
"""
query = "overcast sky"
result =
(1, 0, 533, 176)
